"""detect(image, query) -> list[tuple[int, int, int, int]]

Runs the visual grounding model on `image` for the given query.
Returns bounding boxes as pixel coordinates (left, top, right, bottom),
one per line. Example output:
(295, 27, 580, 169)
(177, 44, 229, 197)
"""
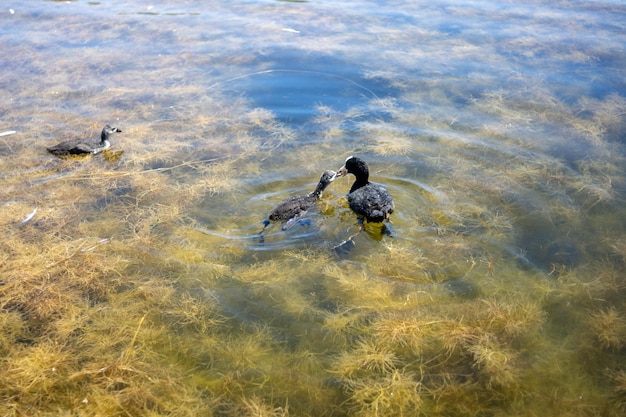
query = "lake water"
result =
(1, 0, 625, 415)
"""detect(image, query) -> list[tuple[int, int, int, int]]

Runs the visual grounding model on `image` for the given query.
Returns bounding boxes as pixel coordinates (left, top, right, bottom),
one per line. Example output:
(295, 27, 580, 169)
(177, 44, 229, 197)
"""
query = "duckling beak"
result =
(336, 166, 348, 177)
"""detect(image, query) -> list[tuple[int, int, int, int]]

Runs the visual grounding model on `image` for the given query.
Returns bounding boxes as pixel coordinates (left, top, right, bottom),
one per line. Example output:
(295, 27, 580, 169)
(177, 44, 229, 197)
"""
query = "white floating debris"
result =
(81, 238, 111, 252)
(281, 28, 300, 34)
(19, 207, 37, 226)
(0, 130, 16, 137)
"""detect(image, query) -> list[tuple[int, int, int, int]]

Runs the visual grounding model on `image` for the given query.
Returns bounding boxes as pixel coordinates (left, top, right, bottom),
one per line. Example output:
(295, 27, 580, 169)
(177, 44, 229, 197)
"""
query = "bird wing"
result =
(70, 142, 97, 154)
(269, 195, 315, 222)
(348, 183, 394, 221)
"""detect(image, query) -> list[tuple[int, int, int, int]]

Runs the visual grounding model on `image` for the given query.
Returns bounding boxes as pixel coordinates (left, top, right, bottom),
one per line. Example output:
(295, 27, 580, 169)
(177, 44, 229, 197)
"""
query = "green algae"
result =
(1, 0, 626, 416)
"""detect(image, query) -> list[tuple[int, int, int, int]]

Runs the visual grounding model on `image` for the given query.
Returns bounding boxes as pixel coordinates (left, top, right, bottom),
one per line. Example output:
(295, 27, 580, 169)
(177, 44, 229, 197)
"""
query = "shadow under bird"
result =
(334, 155, 394, 253)
(46, 124, 122, 156)
(259, 170, 337, 241)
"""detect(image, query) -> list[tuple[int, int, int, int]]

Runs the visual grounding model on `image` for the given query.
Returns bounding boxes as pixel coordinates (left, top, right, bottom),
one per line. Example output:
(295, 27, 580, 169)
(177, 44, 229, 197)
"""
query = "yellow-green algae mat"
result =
(2, 99, 626, 416)
(1, 0, 626, 416)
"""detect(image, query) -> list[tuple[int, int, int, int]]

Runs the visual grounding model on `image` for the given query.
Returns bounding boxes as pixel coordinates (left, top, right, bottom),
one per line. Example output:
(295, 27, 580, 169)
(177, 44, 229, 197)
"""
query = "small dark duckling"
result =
(260, 170, 337, 238)
(47, 125, 121, 156)
(337, 155, 394, 235)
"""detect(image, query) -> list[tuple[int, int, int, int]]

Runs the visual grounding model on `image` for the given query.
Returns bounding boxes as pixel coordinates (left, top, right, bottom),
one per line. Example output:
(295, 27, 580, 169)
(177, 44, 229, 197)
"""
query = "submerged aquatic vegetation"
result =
(342, 369, 424, 417)
(1, 0, 625, 415)
(225, 395, 290, 417)
(479, 299, 547, 342)
(609, 370, 626, 415)
(467, 334, 521, 391)
(587, 308, 626, 351)
(333, 340, 398, 379)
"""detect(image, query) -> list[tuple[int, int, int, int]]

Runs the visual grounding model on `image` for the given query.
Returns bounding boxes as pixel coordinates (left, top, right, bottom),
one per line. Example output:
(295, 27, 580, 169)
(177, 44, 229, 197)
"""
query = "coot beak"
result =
(337, 166, 347, 177)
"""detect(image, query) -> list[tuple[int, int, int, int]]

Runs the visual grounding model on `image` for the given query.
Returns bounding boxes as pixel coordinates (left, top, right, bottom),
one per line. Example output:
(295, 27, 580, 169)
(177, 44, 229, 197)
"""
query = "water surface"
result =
(1, 0, 625, 415)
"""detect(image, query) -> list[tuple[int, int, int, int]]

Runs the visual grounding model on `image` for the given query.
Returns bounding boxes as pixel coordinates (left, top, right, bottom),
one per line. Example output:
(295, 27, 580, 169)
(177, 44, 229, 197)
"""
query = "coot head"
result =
(337, 156, 368, 182)
(313, 170, 337, 196)
(101, 125, 122, 142)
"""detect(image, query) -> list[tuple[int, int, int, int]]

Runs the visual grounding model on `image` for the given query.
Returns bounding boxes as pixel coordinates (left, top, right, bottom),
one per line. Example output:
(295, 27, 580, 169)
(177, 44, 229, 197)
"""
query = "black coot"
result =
(47, 125, 121, 156)
(260, 170, 337, 238)
(337, 155, 394, 235)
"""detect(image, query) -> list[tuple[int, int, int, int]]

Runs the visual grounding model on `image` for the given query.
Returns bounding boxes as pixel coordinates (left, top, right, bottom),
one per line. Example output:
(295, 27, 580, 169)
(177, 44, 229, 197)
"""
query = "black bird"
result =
(337, 155, 394, 235)
(261, 170, 337, 237)
(47, 125, 122, 156)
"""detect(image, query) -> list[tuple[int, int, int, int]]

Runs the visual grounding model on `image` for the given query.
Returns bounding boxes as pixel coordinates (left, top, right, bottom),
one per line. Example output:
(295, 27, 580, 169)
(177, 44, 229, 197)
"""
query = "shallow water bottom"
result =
(2, 135, 626, 416)
(1, 0, 626, 415)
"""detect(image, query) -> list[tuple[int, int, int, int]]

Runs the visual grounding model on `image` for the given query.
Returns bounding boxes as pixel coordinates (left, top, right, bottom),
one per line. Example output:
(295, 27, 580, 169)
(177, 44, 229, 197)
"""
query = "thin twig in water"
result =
(120, 314, 147, 363)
